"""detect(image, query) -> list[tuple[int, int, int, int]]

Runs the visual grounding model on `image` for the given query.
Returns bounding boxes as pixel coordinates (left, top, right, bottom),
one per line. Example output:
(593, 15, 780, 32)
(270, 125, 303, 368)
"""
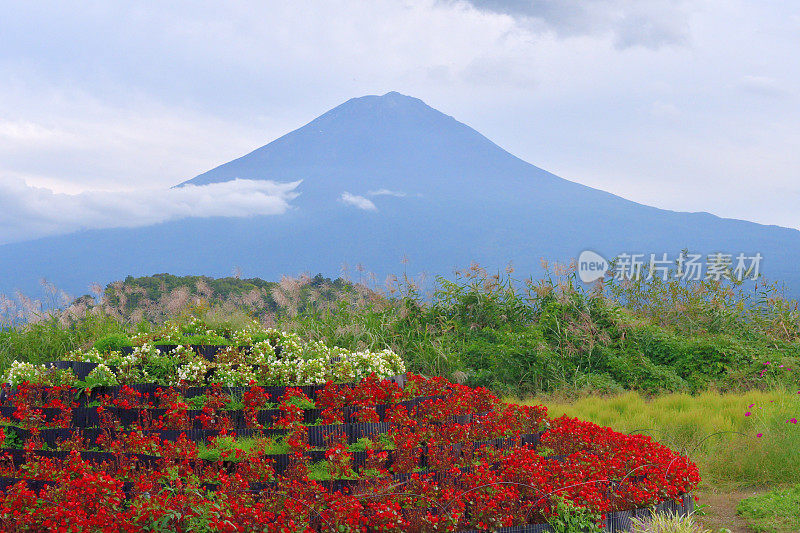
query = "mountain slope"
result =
(2, 91, 799, 300)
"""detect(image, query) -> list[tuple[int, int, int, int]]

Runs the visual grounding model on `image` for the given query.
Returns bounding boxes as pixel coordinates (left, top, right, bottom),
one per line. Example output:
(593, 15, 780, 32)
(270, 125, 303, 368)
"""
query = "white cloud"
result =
(368, 189, 407, 197)
(340, 192, 378, 211)
(0, 88, 268, 192)
(0, 178, 300, 244)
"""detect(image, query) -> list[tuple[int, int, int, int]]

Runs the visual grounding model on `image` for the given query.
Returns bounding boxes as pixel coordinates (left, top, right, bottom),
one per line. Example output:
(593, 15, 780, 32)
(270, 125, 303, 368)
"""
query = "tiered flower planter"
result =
(0, 347, 699, 531)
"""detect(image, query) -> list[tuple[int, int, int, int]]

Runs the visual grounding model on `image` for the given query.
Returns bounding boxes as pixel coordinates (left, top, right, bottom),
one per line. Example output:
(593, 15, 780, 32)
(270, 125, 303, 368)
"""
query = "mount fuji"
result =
(2, 91, 799, 298)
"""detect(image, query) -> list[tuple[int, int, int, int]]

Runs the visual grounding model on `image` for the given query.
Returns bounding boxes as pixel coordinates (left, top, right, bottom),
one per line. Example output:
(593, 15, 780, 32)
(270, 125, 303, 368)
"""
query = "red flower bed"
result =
(0, 375, 698, 531)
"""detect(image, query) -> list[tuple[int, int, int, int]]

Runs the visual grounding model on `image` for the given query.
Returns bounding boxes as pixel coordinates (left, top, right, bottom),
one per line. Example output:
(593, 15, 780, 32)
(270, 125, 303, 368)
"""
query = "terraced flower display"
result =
(0, 334, 699, 532)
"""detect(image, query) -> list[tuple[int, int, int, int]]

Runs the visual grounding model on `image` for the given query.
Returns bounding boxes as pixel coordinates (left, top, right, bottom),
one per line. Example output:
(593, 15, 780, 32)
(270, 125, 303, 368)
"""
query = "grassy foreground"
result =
(737, 485, 800, 532)
(520, 390, 800, 531)
(3, 267, 800, 530)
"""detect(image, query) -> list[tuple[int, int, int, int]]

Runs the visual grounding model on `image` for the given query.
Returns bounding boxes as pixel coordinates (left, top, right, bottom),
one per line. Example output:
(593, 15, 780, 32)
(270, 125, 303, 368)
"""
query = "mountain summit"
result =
(181, 91, 563, 204)
(2, 92, 799, 297)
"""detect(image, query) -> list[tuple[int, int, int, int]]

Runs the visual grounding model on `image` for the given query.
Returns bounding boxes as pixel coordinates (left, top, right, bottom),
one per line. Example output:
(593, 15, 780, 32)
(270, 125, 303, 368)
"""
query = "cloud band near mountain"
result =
(0, 178, 300, 244)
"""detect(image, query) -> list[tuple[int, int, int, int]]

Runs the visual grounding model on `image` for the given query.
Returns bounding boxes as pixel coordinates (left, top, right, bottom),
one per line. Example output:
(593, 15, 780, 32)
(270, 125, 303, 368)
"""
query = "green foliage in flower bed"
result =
(197, 436, 292, 461)
(548, 498, 603, 533)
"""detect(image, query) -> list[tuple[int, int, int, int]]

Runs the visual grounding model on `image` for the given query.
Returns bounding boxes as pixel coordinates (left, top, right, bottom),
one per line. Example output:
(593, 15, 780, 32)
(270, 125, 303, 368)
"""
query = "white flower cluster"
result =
(249, 341, 276, 365)
(68, 348, 105, 364)
(174, 358, 208, 386)
(5, 327, 406, 388)
(5, 361, 42, 388)
(3, 360, 78, 388)
(85, 364, 119, 386)
(210, 362, 257, 387)
(101, 344, 160, 368)
(347, 349, 406, 381)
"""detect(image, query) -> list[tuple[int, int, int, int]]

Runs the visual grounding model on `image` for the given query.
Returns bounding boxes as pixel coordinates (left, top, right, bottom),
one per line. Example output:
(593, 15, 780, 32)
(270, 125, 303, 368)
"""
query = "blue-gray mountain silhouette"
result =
(2, 91, 799, 298)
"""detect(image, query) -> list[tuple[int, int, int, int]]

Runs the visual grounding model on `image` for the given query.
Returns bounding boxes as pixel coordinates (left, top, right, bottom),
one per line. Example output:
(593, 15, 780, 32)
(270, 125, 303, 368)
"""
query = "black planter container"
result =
(87, 385, 122, 402)
(131, 453, 161, 468)
(154, 344, 180, 354)
(680, 493, 694, 515)
(262, 386, 288, 401)
(108, 407, 141, 427)
(387, 373, 407, 389)
(0, 477, 55, 493)
(64, 407, 89, 427)
(255, 409, 282, 427)
(81, 428, 116, 446)
(74, 451, 116, 465)
(39, 428, 74, 448)
(185, 386, 208, 398)
(269, 453, 293, 474)
(82, 406, 101, 427)
(656, 498, 682, 516)
(315, 478, 358, 493)
(298, 384, 325, 399)
(215, 386, 249, 397)
(348, 422, 390, 444)
(496, 524, 554, 533)
(150, 429, 220, 442)
(303, 408, 323, 425)
(0, 448, 26, 465)
(222, 427, 264, 440)
(247, 481, 278, 492)
(521, 432, 543, 447)
(308, 424, 346, 447)
(42, 361, 98, 380)
(307, 449, 326, 463)
(128, 383, 159, 395)
(607, 509, 634, 532)
(451, 414, 471, 425)
(192, 345, 229, 361)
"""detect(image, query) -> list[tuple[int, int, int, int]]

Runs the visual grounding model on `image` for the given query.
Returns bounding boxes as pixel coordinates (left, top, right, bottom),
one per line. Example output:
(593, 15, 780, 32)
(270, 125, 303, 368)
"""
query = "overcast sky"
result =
(1, 0, 798, 242)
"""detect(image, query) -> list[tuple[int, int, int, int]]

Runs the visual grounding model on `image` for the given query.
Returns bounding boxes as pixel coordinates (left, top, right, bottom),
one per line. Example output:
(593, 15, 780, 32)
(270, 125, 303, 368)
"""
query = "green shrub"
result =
(584, 372, 625, 394)
(180, 333, 230, 346)
(93, 333, 132, 353)
(460, 327, 566, 393)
